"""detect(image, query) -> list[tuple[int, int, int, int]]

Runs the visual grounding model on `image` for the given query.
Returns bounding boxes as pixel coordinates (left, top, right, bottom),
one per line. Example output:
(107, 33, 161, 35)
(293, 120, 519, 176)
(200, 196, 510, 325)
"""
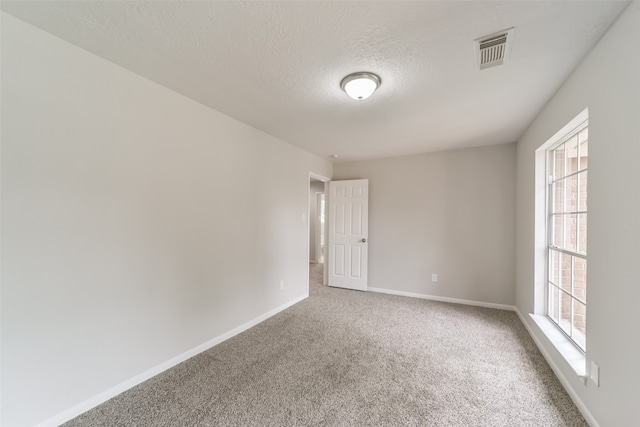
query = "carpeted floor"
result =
(63, 263, 587, 426)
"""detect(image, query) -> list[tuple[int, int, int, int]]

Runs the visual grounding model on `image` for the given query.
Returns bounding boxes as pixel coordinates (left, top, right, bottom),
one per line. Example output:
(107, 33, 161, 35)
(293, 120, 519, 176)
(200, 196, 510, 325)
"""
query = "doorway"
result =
(309, 174, 328, 290)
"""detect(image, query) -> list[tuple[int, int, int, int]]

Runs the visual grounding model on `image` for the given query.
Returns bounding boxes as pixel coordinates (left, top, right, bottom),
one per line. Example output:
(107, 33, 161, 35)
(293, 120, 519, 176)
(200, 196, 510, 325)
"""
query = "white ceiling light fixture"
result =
(340, 72, 381, 101)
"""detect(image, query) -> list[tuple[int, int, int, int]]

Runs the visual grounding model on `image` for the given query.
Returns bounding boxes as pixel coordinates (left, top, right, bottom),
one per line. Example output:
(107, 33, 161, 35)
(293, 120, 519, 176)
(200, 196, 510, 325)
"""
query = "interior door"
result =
(328, 179, 368, 291)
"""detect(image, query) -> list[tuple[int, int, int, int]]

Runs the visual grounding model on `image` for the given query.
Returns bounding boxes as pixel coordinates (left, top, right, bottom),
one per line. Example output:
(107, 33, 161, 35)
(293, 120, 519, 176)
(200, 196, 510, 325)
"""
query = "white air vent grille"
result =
(475, 28, 514, 70)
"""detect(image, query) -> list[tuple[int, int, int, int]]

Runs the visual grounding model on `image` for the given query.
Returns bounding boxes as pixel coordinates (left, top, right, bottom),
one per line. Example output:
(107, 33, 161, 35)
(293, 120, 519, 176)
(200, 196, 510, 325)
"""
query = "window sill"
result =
(529, 314, 587, 382)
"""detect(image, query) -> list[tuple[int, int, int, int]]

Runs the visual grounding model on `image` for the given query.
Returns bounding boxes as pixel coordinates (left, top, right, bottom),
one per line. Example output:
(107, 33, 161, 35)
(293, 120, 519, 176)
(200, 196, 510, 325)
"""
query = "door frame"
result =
(315, 192, 325, 264)
(308, 172, 330, 288)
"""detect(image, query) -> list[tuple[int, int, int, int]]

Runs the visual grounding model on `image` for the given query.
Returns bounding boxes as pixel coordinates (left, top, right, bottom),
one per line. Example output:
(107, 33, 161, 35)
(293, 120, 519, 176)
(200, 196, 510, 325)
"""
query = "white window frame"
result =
(545, 120, 588, 352)
(530, 108, 588, 379)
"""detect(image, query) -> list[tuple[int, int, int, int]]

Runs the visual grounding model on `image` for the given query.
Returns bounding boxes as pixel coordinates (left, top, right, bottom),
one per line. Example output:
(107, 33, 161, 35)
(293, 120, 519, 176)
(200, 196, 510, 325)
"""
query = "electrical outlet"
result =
(432, 274, 438, 283)
(279, 280, 285, 290)
(590, 361, 599, 387)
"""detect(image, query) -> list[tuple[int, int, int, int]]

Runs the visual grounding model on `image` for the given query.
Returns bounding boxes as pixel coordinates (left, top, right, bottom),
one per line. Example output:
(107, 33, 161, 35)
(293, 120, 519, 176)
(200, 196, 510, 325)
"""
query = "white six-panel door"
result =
(328, 179, 368, 291)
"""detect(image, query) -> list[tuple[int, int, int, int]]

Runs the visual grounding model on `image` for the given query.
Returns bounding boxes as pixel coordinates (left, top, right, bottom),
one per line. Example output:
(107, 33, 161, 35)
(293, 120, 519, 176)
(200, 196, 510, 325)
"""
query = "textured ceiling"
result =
(1, 1, 630, 162)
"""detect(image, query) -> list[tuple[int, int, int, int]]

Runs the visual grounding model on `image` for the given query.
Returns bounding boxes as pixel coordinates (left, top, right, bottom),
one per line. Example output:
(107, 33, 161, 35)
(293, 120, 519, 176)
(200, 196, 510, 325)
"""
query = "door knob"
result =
(361, 238, 367, 243)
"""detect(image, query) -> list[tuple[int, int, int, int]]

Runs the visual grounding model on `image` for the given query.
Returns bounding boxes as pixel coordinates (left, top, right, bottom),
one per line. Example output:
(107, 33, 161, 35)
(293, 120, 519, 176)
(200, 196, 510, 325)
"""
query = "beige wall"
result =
(515, 2, 640, 425)
(334, 143, 516, 306)
(1, 13, 332, 427)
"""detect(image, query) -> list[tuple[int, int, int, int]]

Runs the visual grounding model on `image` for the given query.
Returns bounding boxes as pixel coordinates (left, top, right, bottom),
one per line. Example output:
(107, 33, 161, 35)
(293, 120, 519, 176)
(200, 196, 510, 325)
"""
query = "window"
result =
(546, 120, 588, 351)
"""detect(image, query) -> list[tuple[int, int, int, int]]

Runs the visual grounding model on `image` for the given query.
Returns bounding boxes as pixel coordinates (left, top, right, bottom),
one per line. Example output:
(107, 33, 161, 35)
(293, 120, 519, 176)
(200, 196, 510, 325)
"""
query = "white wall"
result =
(334, 143, 516, 306)
(308, 180, 325, 262)
(0, 13, 332, 427)
(515, 2, 640, 426)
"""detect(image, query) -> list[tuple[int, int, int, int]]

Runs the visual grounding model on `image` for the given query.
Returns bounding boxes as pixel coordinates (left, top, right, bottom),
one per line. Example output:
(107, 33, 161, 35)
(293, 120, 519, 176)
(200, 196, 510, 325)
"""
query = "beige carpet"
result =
(63, 263, 587, 426)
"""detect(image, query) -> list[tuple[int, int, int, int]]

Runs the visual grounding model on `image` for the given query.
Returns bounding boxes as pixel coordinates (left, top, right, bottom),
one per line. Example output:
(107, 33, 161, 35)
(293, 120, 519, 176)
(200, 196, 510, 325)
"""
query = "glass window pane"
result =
(578, 213, 587, 254)
(552, 180, 565, 213)
(578, 129, 588, 171)
(566, 174, 578, 212)
(572, 299, 587, 350)
(563, 214, 577, 252)
(566, 135, 579, 175)
(549, 249, 560, 285)
(549, 283, 560, 323)
(552, 215, 564, 248)
(578, 171, 587, 211)
(573, 257, 587, 303)
(559, 290, 572, 336)
(559, 253, 572, 294)
(553, 143, 566, 180)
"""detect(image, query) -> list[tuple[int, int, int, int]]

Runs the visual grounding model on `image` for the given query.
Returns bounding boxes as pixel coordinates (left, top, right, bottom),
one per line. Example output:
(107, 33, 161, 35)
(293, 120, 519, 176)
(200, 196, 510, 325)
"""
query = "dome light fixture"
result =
(340, 72, 381, 101)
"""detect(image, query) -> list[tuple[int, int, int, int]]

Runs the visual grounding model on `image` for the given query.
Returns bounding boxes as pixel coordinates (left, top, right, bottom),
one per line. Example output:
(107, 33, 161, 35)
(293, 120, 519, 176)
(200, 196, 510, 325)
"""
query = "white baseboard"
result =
(35, 293, 309, 427)
(367, 287, 516, 311)
(513, 308, 599, 427)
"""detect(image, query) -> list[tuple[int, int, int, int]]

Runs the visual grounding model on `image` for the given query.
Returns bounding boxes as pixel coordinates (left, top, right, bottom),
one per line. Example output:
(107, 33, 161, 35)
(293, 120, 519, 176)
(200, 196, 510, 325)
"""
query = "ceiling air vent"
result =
(475, 28, 514, 70)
